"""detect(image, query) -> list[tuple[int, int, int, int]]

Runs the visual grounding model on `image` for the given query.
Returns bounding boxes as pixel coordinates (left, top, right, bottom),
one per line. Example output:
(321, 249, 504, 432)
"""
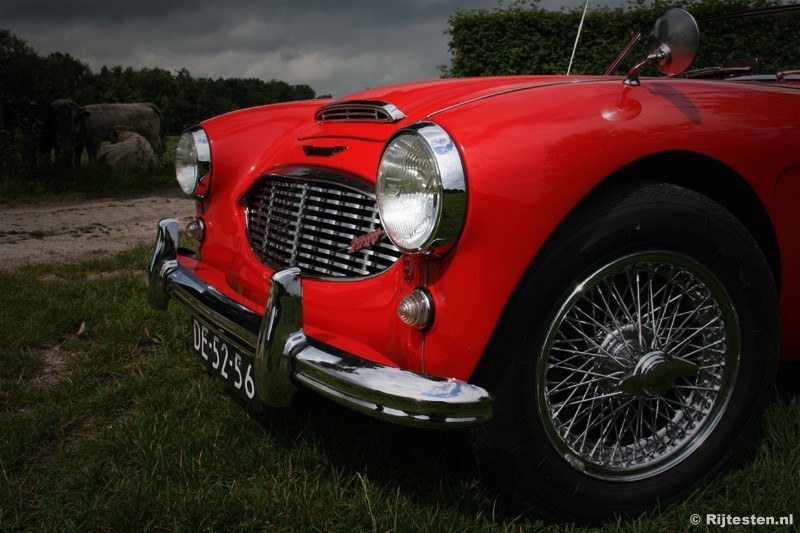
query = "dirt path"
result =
(0, 191, 196, 271)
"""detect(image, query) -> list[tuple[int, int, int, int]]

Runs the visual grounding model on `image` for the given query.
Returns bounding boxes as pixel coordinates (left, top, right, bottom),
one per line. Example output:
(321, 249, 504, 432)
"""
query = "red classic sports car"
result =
(148, 7, 799, 522)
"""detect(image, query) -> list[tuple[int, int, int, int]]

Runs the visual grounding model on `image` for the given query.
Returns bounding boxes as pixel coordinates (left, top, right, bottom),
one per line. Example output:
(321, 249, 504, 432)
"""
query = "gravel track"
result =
(0, 191, 196, 271)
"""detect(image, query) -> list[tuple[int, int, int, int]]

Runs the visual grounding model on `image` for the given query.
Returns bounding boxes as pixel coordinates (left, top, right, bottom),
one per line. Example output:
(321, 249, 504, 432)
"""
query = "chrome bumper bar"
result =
(147, 218, 492, 428)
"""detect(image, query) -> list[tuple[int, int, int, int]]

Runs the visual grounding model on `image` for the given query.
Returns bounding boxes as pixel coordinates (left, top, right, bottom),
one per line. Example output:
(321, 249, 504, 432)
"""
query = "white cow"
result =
(95, 128, 157, 172)
(79, 103, 161, 161)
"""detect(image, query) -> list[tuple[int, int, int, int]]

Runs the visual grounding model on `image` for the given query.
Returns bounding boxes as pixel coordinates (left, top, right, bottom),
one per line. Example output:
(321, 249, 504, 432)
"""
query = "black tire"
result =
(472, 181, 780, 522)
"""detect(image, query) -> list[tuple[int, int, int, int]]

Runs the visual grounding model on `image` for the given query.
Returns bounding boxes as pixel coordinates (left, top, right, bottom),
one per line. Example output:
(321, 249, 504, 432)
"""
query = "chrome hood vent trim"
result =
(315, 100, 405, 123)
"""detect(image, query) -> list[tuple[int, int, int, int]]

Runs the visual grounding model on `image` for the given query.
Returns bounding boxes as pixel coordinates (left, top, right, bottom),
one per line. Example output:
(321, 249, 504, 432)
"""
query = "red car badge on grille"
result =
(347, 228, 383, 254)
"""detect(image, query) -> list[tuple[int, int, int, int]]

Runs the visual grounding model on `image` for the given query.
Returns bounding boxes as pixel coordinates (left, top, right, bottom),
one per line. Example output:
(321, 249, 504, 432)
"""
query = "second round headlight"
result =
(376, 123, 466, 254)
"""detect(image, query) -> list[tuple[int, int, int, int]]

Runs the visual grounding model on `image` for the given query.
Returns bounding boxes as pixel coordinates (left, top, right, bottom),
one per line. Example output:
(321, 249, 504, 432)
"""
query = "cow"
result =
(49, 99, 82, 166)
(95, 126, 157, 172)
(79, 103, 162, 161)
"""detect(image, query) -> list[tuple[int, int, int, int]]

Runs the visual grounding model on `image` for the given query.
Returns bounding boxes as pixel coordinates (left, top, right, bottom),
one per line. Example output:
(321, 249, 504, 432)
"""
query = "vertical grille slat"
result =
(245, 174, 402, 279)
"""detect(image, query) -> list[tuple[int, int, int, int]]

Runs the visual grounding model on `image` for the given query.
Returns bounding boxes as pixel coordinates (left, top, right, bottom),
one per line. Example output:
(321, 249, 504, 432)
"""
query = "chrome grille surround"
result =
(242, 168, 402, 279)
(315, 100, 405, 123)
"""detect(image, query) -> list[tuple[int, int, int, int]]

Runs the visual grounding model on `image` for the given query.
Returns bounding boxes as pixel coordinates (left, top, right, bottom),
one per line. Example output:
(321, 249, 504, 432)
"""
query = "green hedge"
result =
(440, 0, 800, 78)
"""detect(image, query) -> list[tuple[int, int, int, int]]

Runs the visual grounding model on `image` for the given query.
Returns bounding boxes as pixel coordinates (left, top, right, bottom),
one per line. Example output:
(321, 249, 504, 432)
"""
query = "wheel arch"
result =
(601, 150, 781, 290)
(471, 150, 781, 387)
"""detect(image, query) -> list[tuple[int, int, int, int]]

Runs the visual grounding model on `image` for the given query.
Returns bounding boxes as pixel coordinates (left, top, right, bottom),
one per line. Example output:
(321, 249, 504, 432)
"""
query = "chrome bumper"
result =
(147, 218, 492, 428)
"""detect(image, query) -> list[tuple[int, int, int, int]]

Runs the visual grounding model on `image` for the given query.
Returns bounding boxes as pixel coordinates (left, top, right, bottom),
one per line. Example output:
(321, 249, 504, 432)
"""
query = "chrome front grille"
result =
(244, 174, 402, 279)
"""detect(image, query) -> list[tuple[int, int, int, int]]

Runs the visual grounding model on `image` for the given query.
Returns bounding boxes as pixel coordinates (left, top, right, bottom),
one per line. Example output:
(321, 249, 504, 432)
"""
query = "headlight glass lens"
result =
(377, 132, 442, 251)
(377, 123, 466, 255)
(175, 128, 210, 196)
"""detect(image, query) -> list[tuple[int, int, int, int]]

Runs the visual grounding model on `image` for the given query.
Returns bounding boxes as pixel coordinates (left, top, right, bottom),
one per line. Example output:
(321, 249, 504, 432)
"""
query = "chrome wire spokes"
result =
(539, 252, 739, 481)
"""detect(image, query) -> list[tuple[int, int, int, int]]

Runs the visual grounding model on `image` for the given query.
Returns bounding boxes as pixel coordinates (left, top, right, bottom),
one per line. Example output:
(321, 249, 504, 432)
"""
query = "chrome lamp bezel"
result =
(376, 121, 467, 255)
(176, 126, 211, 198)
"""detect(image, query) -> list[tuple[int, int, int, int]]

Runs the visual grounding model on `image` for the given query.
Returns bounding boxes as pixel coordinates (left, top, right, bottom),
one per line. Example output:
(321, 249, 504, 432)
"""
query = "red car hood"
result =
(323, 75, 601, 123)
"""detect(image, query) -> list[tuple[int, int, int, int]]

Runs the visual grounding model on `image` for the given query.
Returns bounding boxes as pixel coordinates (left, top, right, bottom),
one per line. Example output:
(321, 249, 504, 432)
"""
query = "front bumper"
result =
(146, 218, 492, 428)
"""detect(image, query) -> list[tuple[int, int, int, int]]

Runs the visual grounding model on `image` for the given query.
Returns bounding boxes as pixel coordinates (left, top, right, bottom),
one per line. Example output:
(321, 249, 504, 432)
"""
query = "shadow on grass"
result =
(243, 388, 500, 513)
(236, 355, 800, 526)
(775, 360, 800, 399)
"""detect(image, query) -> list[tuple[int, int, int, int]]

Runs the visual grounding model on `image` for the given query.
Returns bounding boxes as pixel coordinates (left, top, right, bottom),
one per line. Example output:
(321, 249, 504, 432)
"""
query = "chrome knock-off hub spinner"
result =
(618, 350, 700, 398)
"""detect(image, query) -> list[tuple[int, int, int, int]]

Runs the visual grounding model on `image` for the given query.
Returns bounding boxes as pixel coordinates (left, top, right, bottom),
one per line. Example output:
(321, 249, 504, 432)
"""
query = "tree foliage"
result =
(441, 0, 800, 78)
(0, 29, 316, 135)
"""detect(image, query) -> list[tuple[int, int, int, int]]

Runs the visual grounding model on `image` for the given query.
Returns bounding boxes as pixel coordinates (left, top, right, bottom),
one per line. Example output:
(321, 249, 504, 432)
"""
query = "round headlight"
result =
(175, 127, 211, 196)
(377, 123, 466, 254)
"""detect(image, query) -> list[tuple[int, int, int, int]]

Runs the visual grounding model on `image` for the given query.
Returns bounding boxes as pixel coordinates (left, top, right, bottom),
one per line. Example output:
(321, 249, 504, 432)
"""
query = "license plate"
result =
(191, 317, 260, 409)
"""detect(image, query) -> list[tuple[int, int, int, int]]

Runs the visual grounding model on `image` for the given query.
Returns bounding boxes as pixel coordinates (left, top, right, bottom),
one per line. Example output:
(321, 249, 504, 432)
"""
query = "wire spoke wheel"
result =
(538, 251, 740, 481)
(474, 183, 780, 520)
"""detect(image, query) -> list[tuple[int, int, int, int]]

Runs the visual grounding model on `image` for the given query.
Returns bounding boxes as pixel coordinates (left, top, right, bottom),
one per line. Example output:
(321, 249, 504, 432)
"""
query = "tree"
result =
(37, 52, 91, 101)
(0, 29, 43, 101)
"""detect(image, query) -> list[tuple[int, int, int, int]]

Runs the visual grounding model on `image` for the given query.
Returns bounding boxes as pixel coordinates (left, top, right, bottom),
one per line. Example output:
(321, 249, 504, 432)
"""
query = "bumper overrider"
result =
(146, 218, 492, 428)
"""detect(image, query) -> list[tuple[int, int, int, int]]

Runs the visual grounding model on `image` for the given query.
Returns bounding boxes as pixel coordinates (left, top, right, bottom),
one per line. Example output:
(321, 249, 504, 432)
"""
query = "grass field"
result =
(0, 137, 179, 203)
(0, 244, 798, 531)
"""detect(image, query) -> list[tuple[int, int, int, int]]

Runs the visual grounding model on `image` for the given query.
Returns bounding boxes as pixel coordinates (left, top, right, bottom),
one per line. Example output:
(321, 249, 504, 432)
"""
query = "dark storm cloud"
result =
(1, 0, 630, 97)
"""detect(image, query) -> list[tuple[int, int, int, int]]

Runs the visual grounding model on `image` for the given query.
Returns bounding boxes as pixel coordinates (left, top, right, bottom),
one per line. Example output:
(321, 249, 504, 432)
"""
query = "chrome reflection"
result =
(624, 8, 699, 86)
(258, 268, 492, 426)
(379, 122, 468, 256)
(146, 223, 492, 429)
(146, 218, 179, 310)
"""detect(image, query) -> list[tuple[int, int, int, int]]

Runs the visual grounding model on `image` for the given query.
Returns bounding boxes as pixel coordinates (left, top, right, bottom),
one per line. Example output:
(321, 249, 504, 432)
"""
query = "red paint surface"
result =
(188, 76, 799, 380)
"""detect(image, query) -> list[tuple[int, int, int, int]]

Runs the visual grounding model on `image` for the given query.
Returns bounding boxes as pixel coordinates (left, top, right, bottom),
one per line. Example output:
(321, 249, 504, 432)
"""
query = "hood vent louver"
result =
(315, 100, 405, 123)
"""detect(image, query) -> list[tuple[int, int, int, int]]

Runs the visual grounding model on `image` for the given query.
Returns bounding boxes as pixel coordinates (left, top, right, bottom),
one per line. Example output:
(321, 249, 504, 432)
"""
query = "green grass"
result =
(0, 137, 179, 203)
(0, 246, 798, 531)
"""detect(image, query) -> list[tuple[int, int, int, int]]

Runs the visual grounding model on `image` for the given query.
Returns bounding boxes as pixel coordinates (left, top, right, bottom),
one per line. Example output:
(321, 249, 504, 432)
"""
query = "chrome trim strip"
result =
(264, 166, 376, 198)
(147, 219, 493, 428)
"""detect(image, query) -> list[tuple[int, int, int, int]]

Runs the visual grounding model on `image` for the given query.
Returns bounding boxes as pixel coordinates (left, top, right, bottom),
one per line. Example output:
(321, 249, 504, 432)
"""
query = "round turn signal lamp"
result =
(186, 217, 205, 242)
(397, 288, 434, 330)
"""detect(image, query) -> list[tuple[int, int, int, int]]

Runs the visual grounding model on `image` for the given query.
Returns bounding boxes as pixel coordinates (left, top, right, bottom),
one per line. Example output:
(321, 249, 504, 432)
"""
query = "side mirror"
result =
(625, 8, 699, 86)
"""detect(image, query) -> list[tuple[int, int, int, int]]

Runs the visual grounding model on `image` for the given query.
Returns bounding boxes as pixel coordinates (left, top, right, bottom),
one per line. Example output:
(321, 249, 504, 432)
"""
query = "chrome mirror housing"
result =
(625, 8, 699, 86)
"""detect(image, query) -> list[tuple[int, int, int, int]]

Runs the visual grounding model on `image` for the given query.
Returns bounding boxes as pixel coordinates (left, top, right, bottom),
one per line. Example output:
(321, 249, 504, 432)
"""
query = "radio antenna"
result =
(567, 0, 591, 75)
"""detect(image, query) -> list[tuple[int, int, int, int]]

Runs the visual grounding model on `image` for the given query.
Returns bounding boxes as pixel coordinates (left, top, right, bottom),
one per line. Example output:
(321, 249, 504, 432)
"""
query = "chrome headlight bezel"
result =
(376, 122, 467, 255)
(176, 126, 211, 197)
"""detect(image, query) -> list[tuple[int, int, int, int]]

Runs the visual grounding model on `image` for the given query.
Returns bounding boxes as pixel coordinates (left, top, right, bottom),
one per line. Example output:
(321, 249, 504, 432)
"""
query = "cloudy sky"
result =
(3, 0, 631, 97)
